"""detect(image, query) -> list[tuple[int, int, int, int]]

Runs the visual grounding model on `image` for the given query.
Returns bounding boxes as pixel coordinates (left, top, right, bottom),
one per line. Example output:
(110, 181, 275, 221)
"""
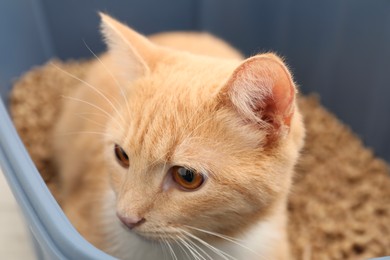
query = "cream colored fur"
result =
(53, 13, 305, 260)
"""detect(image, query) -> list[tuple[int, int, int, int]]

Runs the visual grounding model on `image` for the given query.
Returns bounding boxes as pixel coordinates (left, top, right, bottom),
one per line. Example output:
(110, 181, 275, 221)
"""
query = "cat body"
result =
(53, 13, 304, 260)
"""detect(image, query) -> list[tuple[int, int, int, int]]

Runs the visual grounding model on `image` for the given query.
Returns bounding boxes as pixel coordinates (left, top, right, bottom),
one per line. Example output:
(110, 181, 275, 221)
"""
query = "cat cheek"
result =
(108, 167, 125, 194)
(109, 174, 120, 194)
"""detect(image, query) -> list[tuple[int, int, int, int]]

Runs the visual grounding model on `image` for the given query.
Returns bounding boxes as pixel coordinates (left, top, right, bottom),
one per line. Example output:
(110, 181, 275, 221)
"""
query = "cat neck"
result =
(217, 203, 290, 260)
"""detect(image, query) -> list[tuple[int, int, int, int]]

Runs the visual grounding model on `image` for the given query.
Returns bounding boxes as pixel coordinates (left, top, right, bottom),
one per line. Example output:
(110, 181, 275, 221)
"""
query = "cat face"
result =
(100, 13, 304, 244)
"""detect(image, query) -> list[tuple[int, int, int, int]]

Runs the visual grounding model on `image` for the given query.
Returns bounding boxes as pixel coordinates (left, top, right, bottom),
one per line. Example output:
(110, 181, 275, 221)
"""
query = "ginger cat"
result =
(53, 13, 305, 260)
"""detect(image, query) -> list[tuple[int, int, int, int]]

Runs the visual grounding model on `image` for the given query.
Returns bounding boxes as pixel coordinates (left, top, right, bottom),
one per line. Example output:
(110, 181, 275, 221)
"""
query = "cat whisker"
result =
(75, 111, 128, 130)
(174, 233, 201, 260)
(77, 111, 112, 117)
(61, 95, 122, 128)
(159, 234, 177, 260)
(74, 113, 108, 129)
(181, 236, 211, 260)
(165, 227, 200, 260)
(178, 229, 237, 260)
(184, 225, 262, 258)
(174, 235, 193, 260)
(156, 230, 173, 260)
(61, 95, 110, 117)
(184, 225, 248, 246)
(74, 113, 126, 134)
(83, 41, 132, 120)
(166, 239, 178, 260)
(51, 62, 126, 124)
(157, 234, 169, 260)
(57, 131, 113, 139)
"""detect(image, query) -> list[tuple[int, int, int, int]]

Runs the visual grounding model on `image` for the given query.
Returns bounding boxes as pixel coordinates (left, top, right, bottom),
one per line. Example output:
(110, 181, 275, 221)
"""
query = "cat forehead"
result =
(150, 54, 239, 91)
(123, 57, 233, 110)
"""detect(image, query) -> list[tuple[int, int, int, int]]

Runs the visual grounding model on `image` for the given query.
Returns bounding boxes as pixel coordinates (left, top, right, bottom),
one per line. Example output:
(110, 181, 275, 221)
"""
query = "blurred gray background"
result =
(1, 0, 389, 162)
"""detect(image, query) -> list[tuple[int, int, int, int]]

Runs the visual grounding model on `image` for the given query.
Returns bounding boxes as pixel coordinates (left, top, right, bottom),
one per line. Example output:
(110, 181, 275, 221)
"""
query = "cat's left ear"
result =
(99, 13, 156, 80)
(222, 53, 296, 137)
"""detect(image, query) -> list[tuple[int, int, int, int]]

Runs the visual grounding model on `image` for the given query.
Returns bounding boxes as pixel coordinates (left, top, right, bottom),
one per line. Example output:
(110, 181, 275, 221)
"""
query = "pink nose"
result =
(116, 212, 145, 230)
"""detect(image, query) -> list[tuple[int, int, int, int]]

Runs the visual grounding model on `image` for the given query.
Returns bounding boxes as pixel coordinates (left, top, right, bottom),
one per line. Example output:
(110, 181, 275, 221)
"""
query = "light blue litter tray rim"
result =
(0, 99, 115, 260)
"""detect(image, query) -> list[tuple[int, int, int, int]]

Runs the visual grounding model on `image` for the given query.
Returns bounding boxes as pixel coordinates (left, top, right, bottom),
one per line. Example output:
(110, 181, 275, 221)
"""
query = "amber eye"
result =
(171, 166, 204, 190)
(114, 144, 129, 168)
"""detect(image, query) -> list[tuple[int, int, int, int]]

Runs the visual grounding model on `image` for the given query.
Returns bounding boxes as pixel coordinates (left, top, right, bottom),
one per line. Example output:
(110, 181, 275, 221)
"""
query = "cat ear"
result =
(223, 53, 296, 135)
(99, 12, 156, 80)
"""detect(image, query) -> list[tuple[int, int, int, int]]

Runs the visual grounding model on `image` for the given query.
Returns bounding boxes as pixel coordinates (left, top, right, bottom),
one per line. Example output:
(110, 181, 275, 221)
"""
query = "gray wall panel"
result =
(40, 0, 198, 60)
(0, 0, 54, 101)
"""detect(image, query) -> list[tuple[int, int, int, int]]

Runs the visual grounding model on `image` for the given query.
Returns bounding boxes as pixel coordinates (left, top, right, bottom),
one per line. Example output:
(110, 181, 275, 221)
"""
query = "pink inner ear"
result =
(227, 54, 296, 128)
(264, 56, 295, 127)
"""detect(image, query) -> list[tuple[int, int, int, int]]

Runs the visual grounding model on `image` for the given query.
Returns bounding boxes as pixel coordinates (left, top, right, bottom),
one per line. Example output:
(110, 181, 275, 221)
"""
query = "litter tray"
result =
(1, 1, 390, 260)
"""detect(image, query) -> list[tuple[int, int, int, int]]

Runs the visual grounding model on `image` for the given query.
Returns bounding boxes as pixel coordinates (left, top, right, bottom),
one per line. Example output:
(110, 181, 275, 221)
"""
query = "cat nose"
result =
(116, 212, 145, 230)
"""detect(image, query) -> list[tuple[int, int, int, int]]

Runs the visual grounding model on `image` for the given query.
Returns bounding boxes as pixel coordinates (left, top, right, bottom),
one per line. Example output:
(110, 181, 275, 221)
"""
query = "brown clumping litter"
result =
(9, 60, 91, 199)
(9, 60, 390, 259)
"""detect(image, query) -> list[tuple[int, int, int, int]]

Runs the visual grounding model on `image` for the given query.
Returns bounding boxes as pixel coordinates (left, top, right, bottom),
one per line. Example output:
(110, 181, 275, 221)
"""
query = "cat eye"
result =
(171, 166, 204, 190)
(114, 144, 129, 168)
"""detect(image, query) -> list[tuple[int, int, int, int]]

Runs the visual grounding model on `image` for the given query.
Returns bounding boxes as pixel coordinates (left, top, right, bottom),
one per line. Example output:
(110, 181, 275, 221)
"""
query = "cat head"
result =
(100, 13, 304, 244)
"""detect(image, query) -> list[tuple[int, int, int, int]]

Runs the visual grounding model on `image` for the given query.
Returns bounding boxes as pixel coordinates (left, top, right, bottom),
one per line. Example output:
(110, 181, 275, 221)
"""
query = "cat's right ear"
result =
(222, 53, 297, 141)
(99, 13, 156, 80)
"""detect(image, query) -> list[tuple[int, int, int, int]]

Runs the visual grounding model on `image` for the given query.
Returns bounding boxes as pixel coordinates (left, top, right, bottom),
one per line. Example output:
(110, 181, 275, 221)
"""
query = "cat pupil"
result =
(114, 144, 129, 168)
(179, 168, 194, 182)
(121, 149, 128, 160)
